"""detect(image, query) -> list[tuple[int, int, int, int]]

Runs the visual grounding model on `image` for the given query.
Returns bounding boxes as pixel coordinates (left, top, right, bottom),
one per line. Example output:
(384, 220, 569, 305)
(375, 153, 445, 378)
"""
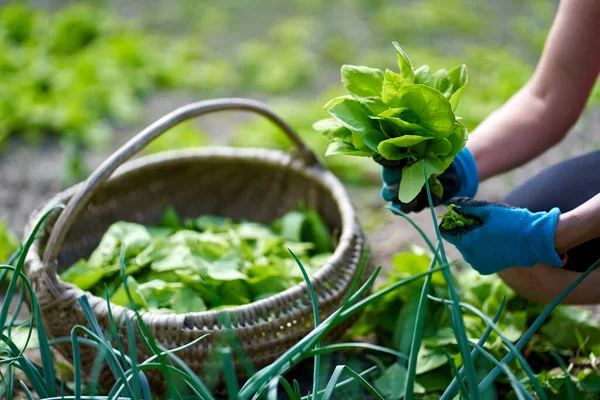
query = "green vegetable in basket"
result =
(59, 205, 334, 313)
(313, 42, 469, 203)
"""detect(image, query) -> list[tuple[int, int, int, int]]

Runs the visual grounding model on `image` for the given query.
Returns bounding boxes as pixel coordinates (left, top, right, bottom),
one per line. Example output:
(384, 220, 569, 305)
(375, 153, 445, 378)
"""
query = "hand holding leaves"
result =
(314, 42, 469, 203)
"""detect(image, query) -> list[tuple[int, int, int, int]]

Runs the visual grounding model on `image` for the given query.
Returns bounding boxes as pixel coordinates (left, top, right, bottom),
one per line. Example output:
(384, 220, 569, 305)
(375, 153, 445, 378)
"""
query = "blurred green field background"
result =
(1, 0, 599, 243)
(3, 0, 598, 185)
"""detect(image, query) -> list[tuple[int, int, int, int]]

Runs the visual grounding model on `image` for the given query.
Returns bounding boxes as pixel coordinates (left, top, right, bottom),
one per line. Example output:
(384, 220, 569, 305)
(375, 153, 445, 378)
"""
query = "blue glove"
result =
(377, 147, 479, 213)
(439, 197, 565, 275)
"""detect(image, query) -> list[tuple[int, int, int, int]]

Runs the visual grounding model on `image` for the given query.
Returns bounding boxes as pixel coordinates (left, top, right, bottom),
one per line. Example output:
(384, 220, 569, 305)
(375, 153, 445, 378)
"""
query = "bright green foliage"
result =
(314, 42, 469, 203)
(349, 245, 600, 397)
(59, 206, 333, 312)
(439, 204, 481, 231)
(0, 3, 233, 148)
(0, 220, 18, 263)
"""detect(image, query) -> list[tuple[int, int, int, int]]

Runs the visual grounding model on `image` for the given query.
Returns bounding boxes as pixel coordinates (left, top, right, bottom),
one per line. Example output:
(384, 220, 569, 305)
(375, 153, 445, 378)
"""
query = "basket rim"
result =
(24, 146, 365, 326)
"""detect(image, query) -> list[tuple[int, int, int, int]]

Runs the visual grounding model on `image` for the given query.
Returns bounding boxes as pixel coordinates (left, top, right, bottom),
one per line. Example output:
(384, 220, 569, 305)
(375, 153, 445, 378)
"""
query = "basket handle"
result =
(42, 97, 323, 266)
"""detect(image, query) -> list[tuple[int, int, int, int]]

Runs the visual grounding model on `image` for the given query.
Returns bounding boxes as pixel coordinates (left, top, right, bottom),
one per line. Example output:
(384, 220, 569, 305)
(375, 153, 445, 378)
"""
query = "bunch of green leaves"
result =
(59, 205, 333, 313)
(314, 42, 468, 203)
(439, 204, 481, 231)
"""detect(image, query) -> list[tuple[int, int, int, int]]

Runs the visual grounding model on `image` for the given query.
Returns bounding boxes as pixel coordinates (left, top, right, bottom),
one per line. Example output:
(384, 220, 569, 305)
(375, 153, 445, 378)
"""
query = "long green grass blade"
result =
(429, 294, 546, 399)
(441, 297, 507, 400)
(19, 381, 34, 400)
(0, 332, 49, 397)
(321, 365, 384, 400)
(267, 376, 297, 400)
(404, 243, 439, 400)
(78, 296, 134, 397)
(239, 265, 446, 399)
(550, 352, 574, 400)
(444, 350, 469, 399)
(117, 246, 182, 400)
(300, 366, 379, 400)
(0, 266, 38, 363)
(478, 259, 600, 391)
(467, 340, 533, 400)
(220, 347, 239, 399)
(289, 249, 321, 400)
(422, 173, 480, 400)
(31, 293, 57, 395)
(0, 205, 64, 332)
(306, 342, 406, 361)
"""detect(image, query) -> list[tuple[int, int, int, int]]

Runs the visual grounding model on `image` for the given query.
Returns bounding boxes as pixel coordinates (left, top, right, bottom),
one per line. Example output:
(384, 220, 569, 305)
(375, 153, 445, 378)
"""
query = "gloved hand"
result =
(376, 147, 479, 213)
(439, 197, 566, 275)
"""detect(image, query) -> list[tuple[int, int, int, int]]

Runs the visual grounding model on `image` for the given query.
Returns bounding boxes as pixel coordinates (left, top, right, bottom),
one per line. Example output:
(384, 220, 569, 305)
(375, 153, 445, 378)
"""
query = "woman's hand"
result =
(439, 198, 564, 275)
(377, 147, 479, 213)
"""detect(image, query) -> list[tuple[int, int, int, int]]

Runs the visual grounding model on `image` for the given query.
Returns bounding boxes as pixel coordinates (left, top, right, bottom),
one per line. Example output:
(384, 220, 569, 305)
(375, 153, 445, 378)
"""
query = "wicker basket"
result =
(23, 98, 373, 393)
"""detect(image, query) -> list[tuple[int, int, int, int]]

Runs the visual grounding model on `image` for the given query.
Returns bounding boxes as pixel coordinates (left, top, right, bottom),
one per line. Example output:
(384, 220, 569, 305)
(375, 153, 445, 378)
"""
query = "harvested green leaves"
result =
(314, 42, 469, 203)
(439, 204, 481, 231)
(59, 206, 333, 313)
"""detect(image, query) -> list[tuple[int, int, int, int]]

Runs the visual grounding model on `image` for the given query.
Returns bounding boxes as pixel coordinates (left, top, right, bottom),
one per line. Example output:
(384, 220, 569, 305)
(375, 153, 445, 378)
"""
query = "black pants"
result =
(502, 150, 600, 272)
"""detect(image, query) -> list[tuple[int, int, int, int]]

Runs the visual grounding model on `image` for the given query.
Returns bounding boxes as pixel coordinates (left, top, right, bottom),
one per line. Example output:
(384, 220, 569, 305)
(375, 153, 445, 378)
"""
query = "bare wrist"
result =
(554, 213, 573, 255)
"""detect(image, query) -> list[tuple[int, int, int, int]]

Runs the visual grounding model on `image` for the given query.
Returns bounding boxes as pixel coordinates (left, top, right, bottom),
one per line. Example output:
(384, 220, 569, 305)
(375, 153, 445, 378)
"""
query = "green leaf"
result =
(110, 276, 148, 308)
(392, 42, 414, 83)
(328, 98, 375, 134)
(362, 130, 391, 152)
(540, 306, 600, 349)
(432, 69, 452, 98)
(341, 65, 385, 98)
(304, 208, 333, 253)
(325, 141, 374, 157)
(398, 159, 442, 203)
(416, 347, 448, 375)
(323, 95, 353, 109)
(381, 69, 405, 104)
(427, 138, 452, 156)
(60, 259, 103, 290)
(170, 287, 207, 313)
(375, 364, 426, 398)
(448, 65, 468, 111)
(389, 85, 455, 137)
(378, 135, 432, 161)
(313, 118, 353, 144)
(361, 96, 389, 115)
(414, 65, 433, 87)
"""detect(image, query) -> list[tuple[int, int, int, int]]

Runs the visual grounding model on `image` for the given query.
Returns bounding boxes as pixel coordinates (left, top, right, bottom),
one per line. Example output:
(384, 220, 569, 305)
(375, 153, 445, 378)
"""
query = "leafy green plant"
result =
(314, 42, 468, 202)
(59, 206, 333, 312)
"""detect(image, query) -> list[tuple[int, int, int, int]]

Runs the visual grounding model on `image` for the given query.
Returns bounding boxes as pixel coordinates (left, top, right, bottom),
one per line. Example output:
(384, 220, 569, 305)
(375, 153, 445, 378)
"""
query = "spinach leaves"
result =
(314, 42, 468, 202)
(439, 204, 481, 231)
(59, 206, 333, 313)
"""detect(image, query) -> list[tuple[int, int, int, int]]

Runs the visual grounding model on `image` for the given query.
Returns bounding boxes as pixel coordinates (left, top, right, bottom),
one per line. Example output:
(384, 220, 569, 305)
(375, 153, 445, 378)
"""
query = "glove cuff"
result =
(453, 147, 479, 198)
(529, 207, 564, 268)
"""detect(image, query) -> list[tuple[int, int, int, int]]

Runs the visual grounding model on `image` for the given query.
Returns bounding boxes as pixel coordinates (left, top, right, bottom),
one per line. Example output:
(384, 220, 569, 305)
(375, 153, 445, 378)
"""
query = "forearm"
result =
(555, 193, 600, 254)
(466, 83, 573, 181)
(465, 0, 600, 182)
